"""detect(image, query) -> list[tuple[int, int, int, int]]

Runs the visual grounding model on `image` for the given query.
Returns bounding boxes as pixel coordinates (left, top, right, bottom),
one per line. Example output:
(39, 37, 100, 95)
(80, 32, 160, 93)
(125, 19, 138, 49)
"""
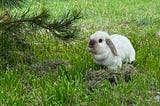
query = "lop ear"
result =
(105, 39, 118, 56)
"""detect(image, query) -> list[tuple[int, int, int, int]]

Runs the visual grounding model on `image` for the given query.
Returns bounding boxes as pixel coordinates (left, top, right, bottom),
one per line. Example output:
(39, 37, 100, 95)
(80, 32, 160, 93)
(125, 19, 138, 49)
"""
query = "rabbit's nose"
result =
(89, 40, 96, 48)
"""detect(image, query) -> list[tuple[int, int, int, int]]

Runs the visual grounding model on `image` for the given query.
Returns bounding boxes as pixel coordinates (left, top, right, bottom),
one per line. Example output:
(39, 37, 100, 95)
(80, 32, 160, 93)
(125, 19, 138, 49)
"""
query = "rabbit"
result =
(88, 31, 135, 70)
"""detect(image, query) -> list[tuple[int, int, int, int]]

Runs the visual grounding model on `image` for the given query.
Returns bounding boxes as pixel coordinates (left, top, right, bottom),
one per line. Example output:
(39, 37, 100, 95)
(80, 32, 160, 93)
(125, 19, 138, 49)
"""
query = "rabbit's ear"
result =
(105, 39, 118, 56)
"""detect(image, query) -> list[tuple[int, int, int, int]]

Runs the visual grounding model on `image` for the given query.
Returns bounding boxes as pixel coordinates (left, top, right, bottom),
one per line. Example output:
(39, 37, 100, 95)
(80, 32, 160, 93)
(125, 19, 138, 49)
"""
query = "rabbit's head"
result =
(88, 31, 118, 56)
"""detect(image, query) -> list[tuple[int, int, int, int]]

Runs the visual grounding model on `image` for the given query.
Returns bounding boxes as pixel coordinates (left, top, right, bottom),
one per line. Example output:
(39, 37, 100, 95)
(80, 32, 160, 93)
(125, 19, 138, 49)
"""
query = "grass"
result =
(0, 0, 160, 105)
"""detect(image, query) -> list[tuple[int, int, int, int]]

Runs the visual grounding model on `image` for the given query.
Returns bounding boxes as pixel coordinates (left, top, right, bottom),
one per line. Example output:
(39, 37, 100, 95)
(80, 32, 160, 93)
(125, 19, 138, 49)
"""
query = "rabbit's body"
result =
(88, 31, 135, 70)
(110, 34, 135, 63)
(93, 52, 122, 70)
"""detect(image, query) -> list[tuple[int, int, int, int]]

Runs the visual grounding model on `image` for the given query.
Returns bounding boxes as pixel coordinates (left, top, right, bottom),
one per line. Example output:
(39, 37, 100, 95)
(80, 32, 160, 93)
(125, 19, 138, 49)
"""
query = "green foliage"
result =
(0, 1, 82, 67)
(48, 10, 82, 39)
(0, 0, 25, 8)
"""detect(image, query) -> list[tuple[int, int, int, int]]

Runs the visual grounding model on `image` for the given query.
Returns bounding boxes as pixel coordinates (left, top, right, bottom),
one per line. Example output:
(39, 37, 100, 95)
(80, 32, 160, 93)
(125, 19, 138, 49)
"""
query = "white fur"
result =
(88, 31, 135, 70)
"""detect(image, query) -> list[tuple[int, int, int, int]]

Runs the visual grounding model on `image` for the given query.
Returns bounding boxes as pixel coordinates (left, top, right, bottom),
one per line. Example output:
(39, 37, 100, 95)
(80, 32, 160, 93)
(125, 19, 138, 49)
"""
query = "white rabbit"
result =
(88, 31, 135, 70)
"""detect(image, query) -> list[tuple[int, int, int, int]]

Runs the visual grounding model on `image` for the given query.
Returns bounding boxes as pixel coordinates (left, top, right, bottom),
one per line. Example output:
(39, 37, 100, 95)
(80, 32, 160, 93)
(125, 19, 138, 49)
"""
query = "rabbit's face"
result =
(88, 33, 107, 54)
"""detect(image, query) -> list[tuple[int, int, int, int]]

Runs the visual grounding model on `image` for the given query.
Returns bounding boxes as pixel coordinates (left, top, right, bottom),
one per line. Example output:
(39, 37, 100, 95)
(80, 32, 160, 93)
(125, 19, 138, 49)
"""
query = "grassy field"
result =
(0, 0, 160, 105)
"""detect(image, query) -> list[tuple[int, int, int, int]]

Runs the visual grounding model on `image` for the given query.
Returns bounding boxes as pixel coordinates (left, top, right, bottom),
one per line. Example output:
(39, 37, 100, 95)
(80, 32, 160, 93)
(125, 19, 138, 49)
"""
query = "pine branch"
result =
(0, 9, 82, 66)
(42, 10, 82, 39)
(0, 9, 47, 25)
(0, 9, 82, 39)
(0, 0, 25, 8)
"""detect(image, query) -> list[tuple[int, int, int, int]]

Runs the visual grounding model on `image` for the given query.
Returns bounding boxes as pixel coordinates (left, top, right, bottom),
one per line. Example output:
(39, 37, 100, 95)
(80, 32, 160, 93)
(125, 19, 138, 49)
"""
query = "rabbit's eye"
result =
(99, 39, 103, 43)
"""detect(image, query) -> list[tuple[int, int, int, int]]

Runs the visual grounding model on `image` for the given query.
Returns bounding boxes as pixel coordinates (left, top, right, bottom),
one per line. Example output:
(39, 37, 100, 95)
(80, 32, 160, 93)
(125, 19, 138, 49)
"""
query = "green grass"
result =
(0, 0, 160, 105)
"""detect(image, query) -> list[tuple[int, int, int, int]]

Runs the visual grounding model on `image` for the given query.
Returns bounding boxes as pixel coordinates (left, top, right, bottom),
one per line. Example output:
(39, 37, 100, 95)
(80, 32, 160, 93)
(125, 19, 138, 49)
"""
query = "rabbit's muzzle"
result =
(88, 40, 97, 53)
(89, 40, 96, 48)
